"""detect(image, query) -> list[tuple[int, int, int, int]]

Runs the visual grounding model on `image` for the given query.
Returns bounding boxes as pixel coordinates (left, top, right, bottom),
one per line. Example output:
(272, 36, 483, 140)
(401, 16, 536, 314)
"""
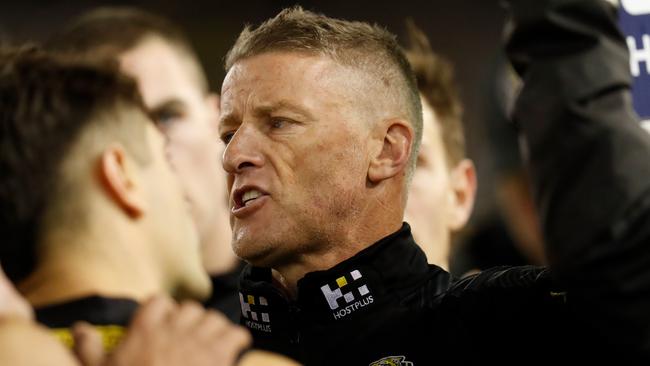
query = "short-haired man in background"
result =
(403, 22, 477, 271)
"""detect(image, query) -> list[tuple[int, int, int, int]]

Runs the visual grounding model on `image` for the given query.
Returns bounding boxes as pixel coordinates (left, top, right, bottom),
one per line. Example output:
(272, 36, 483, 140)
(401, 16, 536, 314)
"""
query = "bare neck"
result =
(423, 244, 450, 271)
(274, 206, 403, 299)
(19, 229, 164, 308)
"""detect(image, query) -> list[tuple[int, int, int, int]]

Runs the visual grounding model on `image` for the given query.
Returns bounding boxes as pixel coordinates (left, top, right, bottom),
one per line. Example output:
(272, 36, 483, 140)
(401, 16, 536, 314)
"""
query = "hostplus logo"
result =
(320, 269, 373, 320)
(239, 293, 271, 333)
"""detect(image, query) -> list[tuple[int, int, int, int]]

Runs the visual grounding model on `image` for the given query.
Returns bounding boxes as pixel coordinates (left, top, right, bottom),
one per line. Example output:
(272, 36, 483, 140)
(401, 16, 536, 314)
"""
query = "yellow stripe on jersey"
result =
(51, 325, 126, 352)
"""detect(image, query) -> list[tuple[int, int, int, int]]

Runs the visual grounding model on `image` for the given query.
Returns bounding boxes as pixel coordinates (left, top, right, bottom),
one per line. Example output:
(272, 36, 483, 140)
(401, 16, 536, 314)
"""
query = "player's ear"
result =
(368, 119, 413, 183)
(446, 159, 476, 231)
(98, 144, 146, 218)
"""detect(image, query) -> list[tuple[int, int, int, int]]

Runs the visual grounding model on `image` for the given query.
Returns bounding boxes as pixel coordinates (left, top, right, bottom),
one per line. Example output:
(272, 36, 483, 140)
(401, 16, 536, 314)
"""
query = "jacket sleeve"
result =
(505, 0, 650, 354)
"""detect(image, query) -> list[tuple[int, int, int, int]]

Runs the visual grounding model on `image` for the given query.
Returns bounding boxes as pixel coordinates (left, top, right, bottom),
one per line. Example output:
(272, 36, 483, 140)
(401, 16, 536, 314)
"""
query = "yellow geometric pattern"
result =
(336, 276, 348, 288)
(51, 325, 126, 352)
(247, 295, 255, 304)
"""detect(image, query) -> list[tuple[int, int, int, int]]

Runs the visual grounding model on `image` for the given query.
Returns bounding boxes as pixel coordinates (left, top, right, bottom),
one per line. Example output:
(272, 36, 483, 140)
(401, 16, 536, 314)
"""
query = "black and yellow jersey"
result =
(35, 296, 138, 352)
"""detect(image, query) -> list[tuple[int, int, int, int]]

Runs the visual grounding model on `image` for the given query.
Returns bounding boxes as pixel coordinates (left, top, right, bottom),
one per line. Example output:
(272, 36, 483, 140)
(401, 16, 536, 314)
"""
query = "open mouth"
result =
(233, 187, 268, 210)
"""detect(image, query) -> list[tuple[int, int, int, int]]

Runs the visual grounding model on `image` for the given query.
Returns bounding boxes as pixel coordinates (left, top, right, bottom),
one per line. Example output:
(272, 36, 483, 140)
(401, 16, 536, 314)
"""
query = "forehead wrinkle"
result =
(218, 92, 240, 130)
(252, 100, 316, 121)
(218, 71, 247, 130)
(221, 54, 352, 131)
(219, 81, 258, 132)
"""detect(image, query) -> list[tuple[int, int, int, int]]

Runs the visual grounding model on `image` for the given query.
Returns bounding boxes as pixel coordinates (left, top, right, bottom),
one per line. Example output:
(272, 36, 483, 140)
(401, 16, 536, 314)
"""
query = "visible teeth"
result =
(242, 190, 262, 205)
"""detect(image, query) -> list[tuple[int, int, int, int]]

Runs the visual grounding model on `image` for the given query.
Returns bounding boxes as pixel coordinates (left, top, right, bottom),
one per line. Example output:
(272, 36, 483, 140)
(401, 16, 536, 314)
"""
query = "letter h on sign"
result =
(620, 0, 650, 128)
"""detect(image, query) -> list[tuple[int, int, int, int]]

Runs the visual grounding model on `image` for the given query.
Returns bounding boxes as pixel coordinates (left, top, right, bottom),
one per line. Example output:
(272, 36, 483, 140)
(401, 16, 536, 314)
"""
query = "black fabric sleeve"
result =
(506, 0, 650, 354)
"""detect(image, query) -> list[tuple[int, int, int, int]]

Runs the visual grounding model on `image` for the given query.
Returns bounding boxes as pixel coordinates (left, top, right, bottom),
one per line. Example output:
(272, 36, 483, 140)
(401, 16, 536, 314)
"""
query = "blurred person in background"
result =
(46, 7, 241, 320)
(501, 0, 650, 360)
(451, 59, 546, 275)
(403, 21, 477, 271)
(403, 21, 543, 276)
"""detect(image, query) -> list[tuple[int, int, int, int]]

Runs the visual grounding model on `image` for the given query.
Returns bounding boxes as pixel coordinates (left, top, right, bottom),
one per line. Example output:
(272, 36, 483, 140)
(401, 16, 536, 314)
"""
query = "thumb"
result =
(72, 322, 106, 366)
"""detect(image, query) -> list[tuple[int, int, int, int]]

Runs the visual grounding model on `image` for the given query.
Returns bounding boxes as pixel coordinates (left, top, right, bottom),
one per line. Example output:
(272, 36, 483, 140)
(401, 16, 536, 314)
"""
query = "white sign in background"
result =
(622, 0, 650, 16)
(620, 0, 650, 131)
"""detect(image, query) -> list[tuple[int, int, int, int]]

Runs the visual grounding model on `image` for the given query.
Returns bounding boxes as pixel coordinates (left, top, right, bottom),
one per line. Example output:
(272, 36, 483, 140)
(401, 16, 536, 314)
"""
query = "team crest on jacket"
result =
(239, 293, 271, 333)
(369, 355, 413, 366)
(320, 269, 373, 320)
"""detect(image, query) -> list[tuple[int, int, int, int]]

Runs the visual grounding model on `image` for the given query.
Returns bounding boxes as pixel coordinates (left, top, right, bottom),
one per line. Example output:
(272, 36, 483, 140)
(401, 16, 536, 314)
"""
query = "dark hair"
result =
(46, 6, 207, 91)
(404, 20, 465, 166)
(0, 47, 147, 282)
(225, 6, 422, 176)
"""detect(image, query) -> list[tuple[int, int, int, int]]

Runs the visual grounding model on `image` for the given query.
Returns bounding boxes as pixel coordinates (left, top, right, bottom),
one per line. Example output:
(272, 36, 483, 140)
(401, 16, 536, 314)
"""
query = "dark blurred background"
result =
(1, 0, 535, 274)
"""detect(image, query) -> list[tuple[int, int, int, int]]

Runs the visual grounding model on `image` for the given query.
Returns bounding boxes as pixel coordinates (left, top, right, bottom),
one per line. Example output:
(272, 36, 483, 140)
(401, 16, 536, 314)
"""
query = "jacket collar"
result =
(239, 223, 448, 334)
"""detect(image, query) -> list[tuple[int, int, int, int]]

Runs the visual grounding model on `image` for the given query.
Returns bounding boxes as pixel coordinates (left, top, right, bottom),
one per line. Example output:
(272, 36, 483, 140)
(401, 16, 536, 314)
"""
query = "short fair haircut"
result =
(404, 21, 466, 166)
(0, 47, 151, 282)
(225, 6, 423, 177)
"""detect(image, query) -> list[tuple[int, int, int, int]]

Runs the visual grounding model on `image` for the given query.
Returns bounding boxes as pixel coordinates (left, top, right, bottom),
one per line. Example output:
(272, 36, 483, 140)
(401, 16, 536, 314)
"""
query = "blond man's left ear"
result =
(368, 119, 413, 184)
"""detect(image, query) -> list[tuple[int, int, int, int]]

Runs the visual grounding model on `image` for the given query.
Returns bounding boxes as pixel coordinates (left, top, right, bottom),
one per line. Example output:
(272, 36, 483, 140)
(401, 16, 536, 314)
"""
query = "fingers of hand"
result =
(72, 322, 106, 366)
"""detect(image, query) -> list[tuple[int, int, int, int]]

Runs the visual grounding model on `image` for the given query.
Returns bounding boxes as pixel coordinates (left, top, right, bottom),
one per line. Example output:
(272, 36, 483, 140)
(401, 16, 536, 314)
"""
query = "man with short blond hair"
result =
(224, 3, 649, 364)
(222, 7, 445, 364)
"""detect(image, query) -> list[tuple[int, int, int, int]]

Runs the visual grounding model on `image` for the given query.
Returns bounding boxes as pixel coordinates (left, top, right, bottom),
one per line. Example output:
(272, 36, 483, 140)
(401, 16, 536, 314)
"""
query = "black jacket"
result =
(239, 224, 452, 364)
(204, 263, 246, 323)
(507, 0, 650, 358)
(239, 0, 650, 364)
(239, 224, 611, 365)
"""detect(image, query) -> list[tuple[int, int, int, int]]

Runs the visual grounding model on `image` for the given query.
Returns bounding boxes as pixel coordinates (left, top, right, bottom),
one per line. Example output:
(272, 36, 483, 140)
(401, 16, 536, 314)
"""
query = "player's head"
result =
(48, 8, 228, 258)
(220, 7, 421, 266)
(0, 47, 209, 299)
